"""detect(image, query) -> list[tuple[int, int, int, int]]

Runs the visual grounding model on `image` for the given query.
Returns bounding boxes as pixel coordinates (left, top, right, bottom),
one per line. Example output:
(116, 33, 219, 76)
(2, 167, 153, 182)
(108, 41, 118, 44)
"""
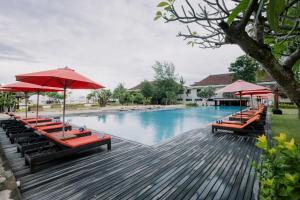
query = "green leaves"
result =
(227, 0, 250, 25)
(267, 0, 285, 32)
(154, 11, 162, 21)
(154, 1, 174, 21)
(157, 2, 169, 7)
(255, 133, 300, 199)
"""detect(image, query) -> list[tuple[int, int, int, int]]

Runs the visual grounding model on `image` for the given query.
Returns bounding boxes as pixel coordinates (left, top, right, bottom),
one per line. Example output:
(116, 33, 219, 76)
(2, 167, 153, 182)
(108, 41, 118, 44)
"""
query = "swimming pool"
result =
(65, 106, 242, 145)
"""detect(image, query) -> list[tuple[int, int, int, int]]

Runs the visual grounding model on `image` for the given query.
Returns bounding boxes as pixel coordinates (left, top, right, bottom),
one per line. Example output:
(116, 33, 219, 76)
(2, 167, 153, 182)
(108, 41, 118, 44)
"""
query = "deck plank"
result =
(0, 122, 260, 200)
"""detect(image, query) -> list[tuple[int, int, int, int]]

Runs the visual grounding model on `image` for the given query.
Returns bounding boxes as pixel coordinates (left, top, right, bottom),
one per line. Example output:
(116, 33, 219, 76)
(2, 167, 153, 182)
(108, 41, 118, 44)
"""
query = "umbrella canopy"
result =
(216, 80, 268, 122)
(216, 80, 268, 93)
(234, 89, 272, 96)
(2, 82, 63, 92)
(0, 87, 16, 92)
(16, 67, 104, 135)
(3, 82, 62, 118)
(16, 67, 103, 89)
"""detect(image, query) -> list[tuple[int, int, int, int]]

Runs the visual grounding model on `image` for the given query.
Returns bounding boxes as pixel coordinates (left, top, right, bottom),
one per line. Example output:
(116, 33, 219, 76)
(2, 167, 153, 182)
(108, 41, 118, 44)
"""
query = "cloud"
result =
(0, 0, 244, 96)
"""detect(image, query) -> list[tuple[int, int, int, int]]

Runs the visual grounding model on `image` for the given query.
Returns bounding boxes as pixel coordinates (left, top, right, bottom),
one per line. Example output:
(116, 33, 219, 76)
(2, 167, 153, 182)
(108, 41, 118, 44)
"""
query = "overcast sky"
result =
(0, 0, 244, 96)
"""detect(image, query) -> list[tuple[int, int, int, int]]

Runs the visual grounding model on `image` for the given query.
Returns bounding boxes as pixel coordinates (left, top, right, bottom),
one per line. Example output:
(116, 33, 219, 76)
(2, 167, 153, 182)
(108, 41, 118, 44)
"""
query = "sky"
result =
(0, 0, 244, 97)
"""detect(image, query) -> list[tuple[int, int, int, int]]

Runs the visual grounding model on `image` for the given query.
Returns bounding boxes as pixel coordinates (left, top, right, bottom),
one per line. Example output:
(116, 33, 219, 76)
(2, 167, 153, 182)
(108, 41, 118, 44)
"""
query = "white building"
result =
(179, 73, 281, 106)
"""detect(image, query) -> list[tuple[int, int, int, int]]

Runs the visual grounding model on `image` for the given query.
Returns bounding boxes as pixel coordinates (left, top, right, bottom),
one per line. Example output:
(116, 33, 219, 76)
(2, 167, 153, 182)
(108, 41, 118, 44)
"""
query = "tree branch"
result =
(283, 48, 300, 69)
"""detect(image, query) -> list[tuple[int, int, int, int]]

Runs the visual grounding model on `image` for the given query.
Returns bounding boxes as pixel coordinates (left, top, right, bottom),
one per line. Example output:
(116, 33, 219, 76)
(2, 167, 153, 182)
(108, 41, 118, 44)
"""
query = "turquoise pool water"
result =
(65, 106, 241, 145)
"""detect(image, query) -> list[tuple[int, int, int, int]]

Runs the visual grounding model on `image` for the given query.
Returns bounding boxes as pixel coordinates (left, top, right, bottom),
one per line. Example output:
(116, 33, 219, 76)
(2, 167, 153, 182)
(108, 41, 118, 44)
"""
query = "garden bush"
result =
(255, 133, 300, 200)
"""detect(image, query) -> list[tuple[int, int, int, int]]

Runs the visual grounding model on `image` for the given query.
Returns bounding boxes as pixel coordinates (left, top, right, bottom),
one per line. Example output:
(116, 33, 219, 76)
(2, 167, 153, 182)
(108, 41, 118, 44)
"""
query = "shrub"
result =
(255, 133, 300, 200)
(185, 103, 198, 107)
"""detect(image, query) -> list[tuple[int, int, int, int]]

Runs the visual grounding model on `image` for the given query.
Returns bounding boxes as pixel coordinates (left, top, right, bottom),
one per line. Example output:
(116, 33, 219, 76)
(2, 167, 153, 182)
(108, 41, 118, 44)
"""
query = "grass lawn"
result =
(270, 108, 300, 143)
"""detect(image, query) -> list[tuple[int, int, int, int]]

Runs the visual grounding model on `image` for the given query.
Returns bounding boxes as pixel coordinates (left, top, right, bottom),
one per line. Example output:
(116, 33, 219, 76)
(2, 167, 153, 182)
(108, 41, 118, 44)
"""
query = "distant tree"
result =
(119, 91, 132, 105)
(0, 93, 16, 112)
(140, 80, 153, 98)
(178, 76, 185, 94)
(45, 92, 64, 103)
(133, 92, 144, 104)
(88, 89, 112, 107)
(86, 91, 97, 103)
(143, 97, 152, 105)
(113, 83, 127, 104)
(152, 61, 182, 104)
(197, 87, 216, 102)
(129, 92, 136, 105)
(229, 55, 260, 82)
(165, 91, 177, 105)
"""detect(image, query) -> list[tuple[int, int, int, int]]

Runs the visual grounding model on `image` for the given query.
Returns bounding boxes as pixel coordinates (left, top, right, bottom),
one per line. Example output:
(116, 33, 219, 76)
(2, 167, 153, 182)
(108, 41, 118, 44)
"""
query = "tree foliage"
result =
(45, 92, 64, 103)
(152, 61, 182, 104)
(197, 87, 216, 100)
(87, 89, 112, 107)
(229, 55, 261, 82)
(140, 80, 154, 98)
(255, 133, 300, 200)
(113, 83, 127, 101)
(155, 0, 300, 117)
(0, 92, 16, 112)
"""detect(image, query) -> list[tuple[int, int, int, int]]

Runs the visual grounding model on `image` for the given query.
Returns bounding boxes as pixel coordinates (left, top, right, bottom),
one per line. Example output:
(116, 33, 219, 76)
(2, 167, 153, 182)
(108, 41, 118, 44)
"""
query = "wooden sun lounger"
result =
(21, 118, 52, 124)
(212, 115, 260, 133)
(29, 121, 62, 128)
(18, 129, 92, 156)
(36, 124, 72, 132)
(24, 130, 111, 172)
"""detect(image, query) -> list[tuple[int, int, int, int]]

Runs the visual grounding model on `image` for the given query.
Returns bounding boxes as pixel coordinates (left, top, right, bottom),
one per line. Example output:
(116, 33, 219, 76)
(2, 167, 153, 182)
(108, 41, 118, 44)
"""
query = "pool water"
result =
(65, 106, 242, 145)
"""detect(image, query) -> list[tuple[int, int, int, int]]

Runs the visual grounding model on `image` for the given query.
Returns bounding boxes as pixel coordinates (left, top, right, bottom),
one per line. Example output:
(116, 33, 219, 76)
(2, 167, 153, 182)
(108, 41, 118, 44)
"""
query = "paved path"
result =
(0, 126, 260, 200)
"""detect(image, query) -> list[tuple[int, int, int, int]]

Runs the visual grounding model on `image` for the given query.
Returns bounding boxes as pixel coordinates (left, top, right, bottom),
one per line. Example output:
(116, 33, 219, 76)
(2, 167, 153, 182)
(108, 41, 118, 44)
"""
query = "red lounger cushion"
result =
(51, 129, 92, 136)
(37, 124, 71, 131)
(24, 118, 52, 123)
(64, 134, 111, 148)
(39, 130, 111, 148)
(32, 122, 62, 128)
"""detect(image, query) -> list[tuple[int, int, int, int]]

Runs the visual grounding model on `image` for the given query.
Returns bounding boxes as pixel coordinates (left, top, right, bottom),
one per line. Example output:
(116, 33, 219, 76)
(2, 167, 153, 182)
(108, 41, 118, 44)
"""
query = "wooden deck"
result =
(0, 126, 261, 200)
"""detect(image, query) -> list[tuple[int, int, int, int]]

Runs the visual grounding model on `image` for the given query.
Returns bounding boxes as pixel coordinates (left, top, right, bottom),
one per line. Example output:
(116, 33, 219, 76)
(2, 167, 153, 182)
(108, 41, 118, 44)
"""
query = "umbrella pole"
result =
(239, 91, 242, 123)
(25, 92, 28, 118)
(62, 83, 67, 138)
(36, 91, 39, 125)
(251, 94, 253, 108)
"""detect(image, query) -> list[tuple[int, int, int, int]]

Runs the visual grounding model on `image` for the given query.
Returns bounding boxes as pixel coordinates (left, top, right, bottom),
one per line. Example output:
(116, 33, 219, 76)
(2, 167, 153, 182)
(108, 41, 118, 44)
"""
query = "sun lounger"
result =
(24, 130, 111, 172)
(36, 124, 72, 132)
(212, 114, 261, 133)
(21, 118, 52, 124)
(17, 129, 92, 156)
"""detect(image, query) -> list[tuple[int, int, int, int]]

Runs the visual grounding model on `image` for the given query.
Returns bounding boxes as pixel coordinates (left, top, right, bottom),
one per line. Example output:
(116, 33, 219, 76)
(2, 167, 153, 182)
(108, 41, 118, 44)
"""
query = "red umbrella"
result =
(2, 82, 62, 120)
(16, 67, 104, 136)
(0, 87, 16, 92)
(216, 80, 268, 93)
(234, 89, 273, 107)
(234, 89, 272, 96)
(216, 80, 269, 122)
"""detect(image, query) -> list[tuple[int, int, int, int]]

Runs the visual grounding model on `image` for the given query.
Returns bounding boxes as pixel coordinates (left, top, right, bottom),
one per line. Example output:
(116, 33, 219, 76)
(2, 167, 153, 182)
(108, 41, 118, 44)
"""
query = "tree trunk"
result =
(219, 21, 300, 118)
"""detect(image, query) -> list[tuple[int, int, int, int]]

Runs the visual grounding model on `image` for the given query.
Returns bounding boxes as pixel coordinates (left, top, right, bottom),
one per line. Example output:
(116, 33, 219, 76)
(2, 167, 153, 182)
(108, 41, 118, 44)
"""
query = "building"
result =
(180, 73, 280, 106)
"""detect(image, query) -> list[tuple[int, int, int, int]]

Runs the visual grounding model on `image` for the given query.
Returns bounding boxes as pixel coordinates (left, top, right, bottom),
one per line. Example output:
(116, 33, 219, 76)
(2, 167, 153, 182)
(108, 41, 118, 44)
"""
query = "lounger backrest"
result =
(241, 115, 260, 128)
(38, 130, 72, 148)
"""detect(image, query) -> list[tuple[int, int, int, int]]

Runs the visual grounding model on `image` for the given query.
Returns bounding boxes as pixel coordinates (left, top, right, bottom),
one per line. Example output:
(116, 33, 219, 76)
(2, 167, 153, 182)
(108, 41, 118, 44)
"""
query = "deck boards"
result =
(0, 124, 260, 200)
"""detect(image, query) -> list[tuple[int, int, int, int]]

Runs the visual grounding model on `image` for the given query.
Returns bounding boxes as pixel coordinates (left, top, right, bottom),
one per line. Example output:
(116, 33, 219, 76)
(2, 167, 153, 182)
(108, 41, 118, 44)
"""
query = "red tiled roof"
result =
(191, 73, 275, 87)
(191, 73, 233, 86)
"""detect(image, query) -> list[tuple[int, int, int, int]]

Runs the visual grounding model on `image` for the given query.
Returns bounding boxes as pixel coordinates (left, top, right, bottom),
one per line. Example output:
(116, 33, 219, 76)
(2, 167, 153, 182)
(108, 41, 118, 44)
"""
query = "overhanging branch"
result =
(283, 48, 300, 69)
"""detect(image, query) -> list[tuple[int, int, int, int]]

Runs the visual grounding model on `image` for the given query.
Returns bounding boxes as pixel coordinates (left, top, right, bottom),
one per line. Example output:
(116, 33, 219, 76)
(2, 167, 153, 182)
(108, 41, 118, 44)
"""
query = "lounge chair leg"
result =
(107, 142, 111, 151)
